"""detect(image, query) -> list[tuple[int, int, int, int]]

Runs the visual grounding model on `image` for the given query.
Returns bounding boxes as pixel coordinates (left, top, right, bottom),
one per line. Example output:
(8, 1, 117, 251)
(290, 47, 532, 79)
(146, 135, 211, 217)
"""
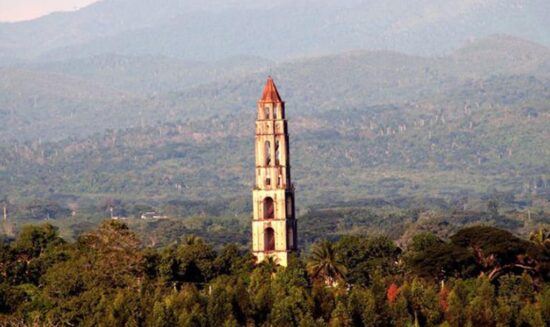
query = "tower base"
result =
(254, 250, 290, 267)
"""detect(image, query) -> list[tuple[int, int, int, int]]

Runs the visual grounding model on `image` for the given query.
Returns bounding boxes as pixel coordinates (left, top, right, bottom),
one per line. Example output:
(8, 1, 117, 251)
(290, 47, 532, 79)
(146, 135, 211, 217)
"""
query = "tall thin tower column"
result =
(252, 77, 297, 267)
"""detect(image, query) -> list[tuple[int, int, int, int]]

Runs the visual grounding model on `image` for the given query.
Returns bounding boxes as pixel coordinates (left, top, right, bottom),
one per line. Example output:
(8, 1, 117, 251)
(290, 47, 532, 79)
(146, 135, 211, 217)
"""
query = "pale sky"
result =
(0, 0, 98, 22)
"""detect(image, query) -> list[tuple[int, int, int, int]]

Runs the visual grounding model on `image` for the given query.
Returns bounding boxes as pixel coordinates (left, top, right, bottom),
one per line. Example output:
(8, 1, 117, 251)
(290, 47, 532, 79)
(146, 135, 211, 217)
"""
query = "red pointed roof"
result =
(259, 76, 283, 103)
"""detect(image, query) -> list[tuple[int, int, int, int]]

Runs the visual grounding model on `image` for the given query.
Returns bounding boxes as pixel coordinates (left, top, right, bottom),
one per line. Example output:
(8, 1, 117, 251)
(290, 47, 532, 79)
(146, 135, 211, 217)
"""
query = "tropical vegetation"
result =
(1, 221, 550, 326)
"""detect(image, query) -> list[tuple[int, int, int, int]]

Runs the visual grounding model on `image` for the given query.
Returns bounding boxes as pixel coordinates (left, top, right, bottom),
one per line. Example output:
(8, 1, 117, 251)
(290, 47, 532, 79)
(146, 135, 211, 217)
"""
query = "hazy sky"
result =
(0, 0, 97, 22)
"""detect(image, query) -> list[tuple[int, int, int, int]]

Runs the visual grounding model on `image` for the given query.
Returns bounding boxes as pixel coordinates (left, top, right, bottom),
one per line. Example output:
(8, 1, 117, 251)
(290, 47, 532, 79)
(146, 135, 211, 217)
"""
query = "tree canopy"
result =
(0, 222, 549, 326)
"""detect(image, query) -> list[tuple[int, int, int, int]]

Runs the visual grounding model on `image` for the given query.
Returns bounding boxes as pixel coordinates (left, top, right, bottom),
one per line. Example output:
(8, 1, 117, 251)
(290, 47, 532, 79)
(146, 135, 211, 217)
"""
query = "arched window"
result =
(264, 106, 270, 120)
(265, 141, 271, 165)
(275, 140, 280, 165)
(273, 106, 278, 119)
(265, 228, 275, 251)
(287, 227, 294, 249)
(286, 195, 293, 218)
(263, 197, 274, 219)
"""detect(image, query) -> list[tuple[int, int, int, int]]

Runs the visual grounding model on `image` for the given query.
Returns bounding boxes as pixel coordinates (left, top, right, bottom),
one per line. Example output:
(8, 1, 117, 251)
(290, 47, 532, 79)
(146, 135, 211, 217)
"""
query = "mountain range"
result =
(0, 0, 548, 230)
(0, 34, 548, 142)
(0, 34, 548, 211)
(0, 0, 548, 62)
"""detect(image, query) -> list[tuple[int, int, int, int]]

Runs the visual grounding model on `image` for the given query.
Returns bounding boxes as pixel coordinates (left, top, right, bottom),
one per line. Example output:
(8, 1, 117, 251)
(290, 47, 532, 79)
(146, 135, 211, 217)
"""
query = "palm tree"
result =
(307, 239, 347, 286)
(0, 196, 9, 221)
(258, 256, 279, 277)
(530, 228, 550, 251)
(182, 235, 202, 246)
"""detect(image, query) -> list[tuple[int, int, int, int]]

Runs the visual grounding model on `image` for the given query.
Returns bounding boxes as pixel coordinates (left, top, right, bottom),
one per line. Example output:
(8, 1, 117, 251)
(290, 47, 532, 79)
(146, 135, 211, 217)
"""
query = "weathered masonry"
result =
(252, 77, 297, 267)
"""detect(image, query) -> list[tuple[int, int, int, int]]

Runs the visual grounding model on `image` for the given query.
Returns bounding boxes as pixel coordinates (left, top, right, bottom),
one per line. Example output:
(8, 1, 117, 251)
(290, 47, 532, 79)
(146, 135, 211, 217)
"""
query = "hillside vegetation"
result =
(0, 36, 548, 241)
(0, 35, 548, 141)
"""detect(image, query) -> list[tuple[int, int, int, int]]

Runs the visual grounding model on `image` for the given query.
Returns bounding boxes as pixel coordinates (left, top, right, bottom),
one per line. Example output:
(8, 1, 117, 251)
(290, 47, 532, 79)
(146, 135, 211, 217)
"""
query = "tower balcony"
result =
(255, 120, 287, 135)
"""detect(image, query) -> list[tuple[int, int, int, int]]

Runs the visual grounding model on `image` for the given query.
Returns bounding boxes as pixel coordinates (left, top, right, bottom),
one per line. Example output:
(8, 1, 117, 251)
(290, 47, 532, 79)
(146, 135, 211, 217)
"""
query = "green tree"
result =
(467, 278, 495, 327)
(213, 243, 255, 276)
(445, 280, 469, 327)
(207, 277, 240, 327)
(530, 227, 550, 251)
(335, 235, 400, 286)
(406, 241, 478, 281)
(14, 224, 63, 258)
(313, 283, 337, 322)
(328, 300, 353, 327)
(41, 221, 144, 326)
(348, 286, 378, 327)
(409, 233, 444, 253)
(389, 283, 413, 327)
(172, 284, 207, 327)
(270, 285, 314, 327)
(150, 300, 178, 327)
(451, 226, 542, 281)
(158, 236, 217, 286)
(538, 285, 550, 324)
(494, 274, 535, 326)
(408, 278, 442, 326)
(517, 302, 544, 327)
(105, 289, 145, 327)
(308, 240, 347, 286)
(270, 257, 315, 326)
(248, 264, 273, 325)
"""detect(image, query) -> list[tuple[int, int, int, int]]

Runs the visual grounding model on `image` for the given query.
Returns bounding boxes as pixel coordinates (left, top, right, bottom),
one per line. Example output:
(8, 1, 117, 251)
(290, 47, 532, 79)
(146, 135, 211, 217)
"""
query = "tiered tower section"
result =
(252, 77, 297, 267)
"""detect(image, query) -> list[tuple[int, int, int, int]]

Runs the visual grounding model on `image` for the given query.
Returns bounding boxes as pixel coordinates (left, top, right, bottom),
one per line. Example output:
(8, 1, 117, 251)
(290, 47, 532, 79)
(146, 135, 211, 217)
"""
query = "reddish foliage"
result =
(387, 283, 400, 304)
(439, 286, 450, 311)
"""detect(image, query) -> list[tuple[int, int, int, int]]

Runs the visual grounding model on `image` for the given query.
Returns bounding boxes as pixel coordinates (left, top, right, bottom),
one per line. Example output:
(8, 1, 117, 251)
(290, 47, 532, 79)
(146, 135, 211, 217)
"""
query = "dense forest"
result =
(2, 221, 550, 326)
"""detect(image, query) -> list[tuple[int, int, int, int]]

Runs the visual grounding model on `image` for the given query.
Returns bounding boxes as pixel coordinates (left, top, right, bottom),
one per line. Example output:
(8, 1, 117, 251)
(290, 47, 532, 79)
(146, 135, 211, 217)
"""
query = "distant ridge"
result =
(0, 34, 547, 142)
(0, 0, 548, 61)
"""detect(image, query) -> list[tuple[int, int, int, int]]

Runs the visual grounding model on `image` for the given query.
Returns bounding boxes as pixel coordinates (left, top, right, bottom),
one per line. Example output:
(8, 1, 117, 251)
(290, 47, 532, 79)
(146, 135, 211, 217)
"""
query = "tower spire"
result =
(251, 77, 297, 267)
(259, 76, 283, 104)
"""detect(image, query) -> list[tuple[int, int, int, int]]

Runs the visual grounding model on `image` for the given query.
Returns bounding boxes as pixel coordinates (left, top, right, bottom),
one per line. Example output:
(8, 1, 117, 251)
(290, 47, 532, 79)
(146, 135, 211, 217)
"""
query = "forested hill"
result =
(0, 35, 548, 244)
(0, 35, 548, 142)
(1, 70, 548, 208)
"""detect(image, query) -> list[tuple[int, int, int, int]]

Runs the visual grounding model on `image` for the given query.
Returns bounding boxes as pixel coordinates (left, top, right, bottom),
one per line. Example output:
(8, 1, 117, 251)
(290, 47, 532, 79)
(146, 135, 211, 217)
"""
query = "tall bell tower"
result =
(252, 77, 297, 267)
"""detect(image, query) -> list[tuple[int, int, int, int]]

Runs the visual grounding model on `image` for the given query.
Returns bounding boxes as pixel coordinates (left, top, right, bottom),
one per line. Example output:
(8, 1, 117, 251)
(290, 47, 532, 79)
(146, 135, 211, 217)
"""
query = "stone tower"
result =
(252, 77, 297, 267)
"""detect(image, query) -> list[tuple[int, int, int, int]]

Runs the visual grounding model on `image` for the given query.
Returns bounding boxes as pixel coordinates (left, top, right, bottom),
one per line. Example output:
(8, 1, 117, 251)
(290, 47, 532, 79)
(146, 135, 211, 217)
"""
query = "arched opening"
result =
(273, 106, 278, 119)
(264, 106, 270, 120)
(286, 195, 293, 218)
(265, 141, 271, 165)
(287, 226, 294, 249)
(275, 140, 280, 165)
(265, 228, 275, 252)
(263, 197, 274, 219)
